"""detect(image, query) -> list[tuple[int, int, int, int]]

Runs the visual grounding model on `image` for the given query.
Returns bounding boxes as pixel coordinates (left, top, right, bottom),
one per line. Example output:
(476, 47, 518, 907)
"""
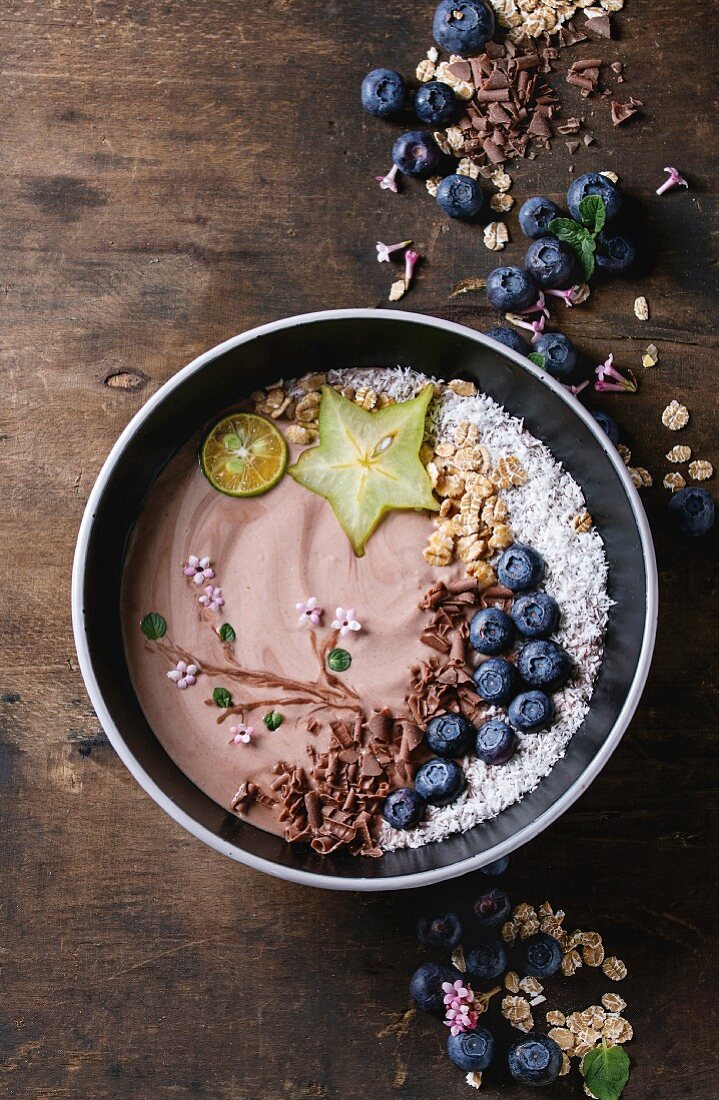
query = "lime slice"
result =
(200, 413, 287, 497)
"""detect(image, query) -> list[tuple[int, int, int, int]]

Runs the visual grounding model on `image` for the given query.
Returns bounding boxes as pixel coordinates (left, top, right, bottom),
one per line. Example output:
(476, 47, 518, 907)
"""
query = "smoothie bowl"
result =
(72, 310, 657, 890)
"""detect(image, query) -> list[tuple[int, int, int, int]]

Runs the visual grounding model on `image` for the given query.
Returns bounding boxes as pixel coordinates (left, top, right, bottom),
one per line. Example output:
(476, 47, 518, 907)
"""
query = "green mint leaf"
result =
(528, 352, 546, 369)
(212, 686, 233, 708)
(577, 234, 597, 281)
(327, 648, 352, 673)
(263, 710, 284, 731)
(218, 623, 236, 643)
(579, 194, 607, 237)
(548, 217, 589, 247)
(582, 1042, 630, 1100)
(140, 612, 167, 640)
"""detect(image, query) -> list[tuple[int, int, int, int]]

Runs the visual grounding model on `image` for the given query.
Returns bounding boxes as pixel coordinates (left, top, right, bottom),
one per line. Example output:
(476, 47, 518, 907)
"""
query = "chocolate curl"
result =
(449, 630, 466, 665)
(361, 752, 383, 778)
(367, 710, 393, 742)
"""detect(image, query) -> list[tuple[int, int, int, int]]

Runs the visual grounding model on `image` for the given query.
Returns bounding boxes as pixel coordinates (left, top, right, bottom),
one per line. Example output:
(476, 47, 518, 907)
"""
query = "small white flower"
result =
(331, 607, 362, 636)
(229, 723, 254, 745)
(296, 596, 323, 627)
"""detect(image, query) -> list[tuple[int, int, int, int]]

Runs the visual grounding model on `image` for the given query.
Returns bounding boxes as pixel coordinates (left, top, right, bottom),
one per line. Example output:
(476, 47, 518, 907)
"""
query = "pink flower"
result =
(199, 585, 225, 612)
(404, 249, 420, 288)
(228, 723, 254, 745)
(565, 380, 590, 397)
(656, 166, 688, 195)
(296, 597, 323, 627)
(518, 292, 550, 318)
(183, 555, 215, 585)
(505, 312, 546, 343)
(441, 980, 479, 1035)
(546, 284, 590, 307)
(331, 607, 362, 636)
(376, 239, 412, 263)
(376, 164, 400, 193)
(167, 661, 199, 689)
(594, 353, 638, 393)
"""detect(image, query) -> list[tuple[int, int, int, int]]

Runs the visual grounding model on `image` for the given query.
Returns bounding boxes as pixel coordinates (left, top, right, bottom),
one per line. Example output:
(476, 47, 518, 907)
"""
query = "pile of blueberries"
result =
(362, 2, 501, 221)
(410, 861, 564, 1086)
(383, 543, 572, 832)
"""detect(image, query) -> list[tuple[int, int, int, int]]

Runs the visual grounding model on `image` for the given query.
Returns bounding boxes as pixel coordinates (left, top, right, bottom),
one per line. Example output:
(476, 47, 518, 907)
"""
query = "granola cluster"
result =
(250, 373, 395, 447)
(489, 0, 624, 40)
(422, 386, 525, 586)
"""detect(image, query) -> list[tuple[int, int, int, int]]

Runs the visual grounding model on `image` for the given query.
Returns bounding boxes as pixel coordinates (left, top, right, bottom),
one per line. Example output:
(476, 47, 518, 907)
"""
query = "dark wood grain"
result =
(0, 1, 717, 1097)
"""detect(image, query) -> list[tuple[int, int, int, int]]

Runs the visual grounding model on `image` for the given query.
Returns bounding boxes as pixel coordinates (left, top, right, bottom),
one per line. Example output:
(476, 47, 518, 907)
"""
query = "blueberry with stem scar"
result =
(511, 592, 560, 639)
(473, 659, 519, 706)
(417, 912, 464, 949)
(475, 719, 517, 765)
(383, 787, 426, 829)
(508, 690, 554, 732)
(361, 68, 407, 119)
(425, 712, 475, 758)
(467, 940, 508, 982)
(508, 1033, 562, 1086)
(517, 640, 571, 691)
(415, 758, 466, 806)
(410, 961, 464, 1015)
(469, 606, 516, 655)
(447, 1026, 495, 1071)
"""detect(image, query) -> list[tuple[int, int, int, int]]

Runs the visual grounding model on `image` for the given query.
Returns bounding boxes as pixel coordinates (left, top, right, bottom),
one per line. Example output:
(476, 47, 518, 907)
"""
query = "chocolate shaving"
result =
(611, 99, 640, 126)
(584, 14, 611, 38)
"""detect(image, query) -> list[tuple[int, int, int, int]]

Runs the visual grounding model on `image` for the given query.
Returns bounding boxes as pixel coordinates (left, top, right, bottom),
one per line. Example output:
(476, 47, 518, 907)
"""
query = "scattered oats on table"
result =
(666, 444, 691, 463)
(465, 1071, 482, 1089)
(490, 168, 512, 192)
(582, 942, 606, 967)
(389, 279, 406, 302)
(628, 466, 653, 489)
(601, 170, 620, 184)
(546, 1009, 566, 1027)
(416, 58, 436, 82)
(505, 970, 521, 993)
(601, 992, 627, 1013)
(689, 459, 713, 481)
(642, 343, 659, 368)
(458, 157, 481, 179)
(548, 1026, 575, 1051)
(451, 945, 467, 972)
(634, 295, 650, 321)
(484, 221, 509, 251)
(425, 176, 442, 197)
(617, 443, 632, 465)
(490, 192, 514, 213)
(663, 471, 686, 492)
(562, 948, 582, 976)
(662, 399, 689, 430)
(602, 956, 628, 981)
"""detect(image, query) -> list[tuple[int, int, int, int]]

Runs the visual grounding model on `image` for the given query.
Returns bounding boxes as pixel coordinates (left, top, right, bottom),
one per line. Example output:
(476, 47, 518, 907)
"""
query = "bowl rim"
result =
(71, 308, 658, 891)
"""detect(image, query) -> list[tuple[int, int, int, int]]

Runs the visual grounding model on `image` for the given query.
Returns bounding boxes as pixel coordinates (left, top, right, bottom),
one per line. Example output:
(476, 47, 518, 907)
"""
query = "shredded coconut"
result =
(328, 367, 611, 853)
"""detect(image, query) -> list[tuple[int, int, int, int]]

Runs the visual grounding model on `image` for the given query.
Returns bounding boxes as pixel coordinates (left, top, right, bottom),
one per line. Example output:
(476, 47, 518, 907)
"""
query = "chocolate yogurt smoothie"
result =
(122, 437, 465, 840)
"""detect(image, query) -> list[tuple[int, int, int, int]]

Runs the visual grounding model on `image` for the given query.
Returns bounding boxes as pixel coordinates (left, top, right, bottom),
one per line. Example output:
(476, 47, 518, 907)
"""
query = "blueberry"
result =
(482, 855, 509, 876)
(532, 332, 577, 379)
(496, 543, 545, 591)
(417, 911, 464, 950)
(486, 326, 528, 355)
(567, 171, 622, 223)
(473, 659, 519, 707)
(432, 0, 495, 55)
(525, 236, 576, 290)
(668, 486, 715, 537)
(410, 961, 464, 1015)
(360, 68, 407, 119)
(519, 933, 563, 978)
(508, 690, 554, 732)
(511, 592, 559, 638)
(486, 267, 538, 313)
(466, 940, 508, 982)
(518, 196, 562, 239)
(436, 173, 484, 220)
(469, 607, 516, 655)
(475, 719, 517, 765)
(590, 409, 620, 445)
(415, 758, 465, 806)
(426, 712, 475, 758)
(508, 1034, 562, 1086)
(517, 640, 571, 691)
(447, 1025, 495, 1071)
(472, 888, 511, 928)
(392, 130, 441, 178)
(414, 80, 457, 126)
(595, 228, 637, 274)
(383, 787, 426, 829)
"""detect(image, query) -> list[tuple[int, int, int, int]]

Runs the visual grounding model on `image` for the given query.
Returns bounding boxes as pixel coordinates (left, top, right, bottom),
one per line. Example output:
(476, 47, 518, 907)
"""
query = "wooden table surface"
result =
(1, 1, 717, 1097)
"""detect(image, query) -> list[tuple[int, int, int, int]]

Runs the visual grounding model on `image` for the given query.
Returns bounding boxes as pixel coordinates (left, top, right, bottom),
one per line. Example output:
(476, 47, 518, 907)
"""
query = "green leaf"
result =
(549, 217, 596, 281)
(218, 623, 236, 643)
(528, 352, 546, 369)
(582, 1042, 630, 1100)
(548, 216, 589, 248)
(212, 686, 233, 708)
(263, 710, 284, 731)
(327, 648, 352, 673)
(577, 234, 597, 281)
(140, 612, 167, 640)
(578, 194, 607, 236)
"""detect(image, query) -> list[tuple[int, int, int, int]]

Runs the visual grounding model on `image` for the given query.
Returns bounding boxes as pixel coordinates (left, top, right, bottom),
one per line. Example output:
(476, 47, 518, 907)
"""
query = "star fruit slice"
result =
(288, 383, 439, 556)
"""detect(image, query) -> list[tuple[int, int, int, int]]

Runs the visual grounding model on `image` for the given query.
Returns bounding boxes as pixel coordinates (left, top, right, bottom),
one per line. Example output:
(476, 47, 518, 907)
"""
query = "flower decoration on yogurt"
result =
(228, 723, 254, 745)
(331, 608, 362, 636)
(296, 597, 323, 627)
(182, 555, 215, 585)
(167, 661, 199, 690)
(199, 584, 225, 612)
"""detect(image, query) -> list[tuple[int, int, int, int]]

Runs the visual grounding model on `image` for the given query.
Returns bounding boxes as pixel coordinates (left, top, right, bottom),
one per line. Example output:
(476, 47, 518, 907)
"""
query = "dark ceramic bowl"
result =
(72, 310, 657, 890)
